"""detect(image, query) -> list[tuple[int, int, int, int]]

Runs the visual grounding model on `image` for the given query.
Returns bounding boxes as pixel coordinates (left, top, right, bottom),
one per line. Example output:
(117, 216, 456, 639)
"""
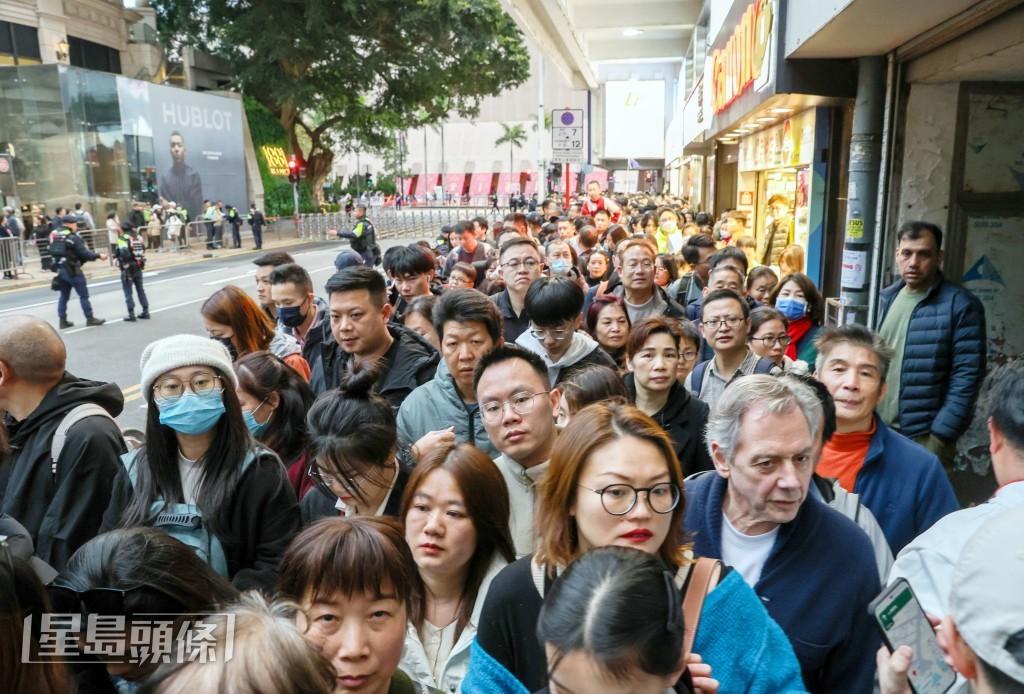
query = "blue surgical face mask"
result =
(242, 399, 271, 436)
(550, 258, 571, 276)
(776, 297, 808, 321)
(158, 390, 226, 435)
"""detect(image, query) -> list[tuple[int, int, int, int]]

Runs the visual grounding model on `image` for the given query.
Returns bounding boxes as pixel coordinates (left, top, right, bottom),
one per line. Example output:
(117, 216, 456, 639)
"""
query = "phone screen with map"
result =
(870, 579, 957, 694)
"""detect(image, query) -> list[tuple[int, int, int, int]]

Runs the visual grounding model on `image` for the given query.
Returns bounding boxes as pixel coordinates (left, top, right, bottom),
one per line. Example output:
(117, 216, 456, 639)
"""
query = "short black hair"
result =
(472, 216, 489, 230)
(473, 343, 551, 392)
(677, 315, 701, 348)
(268, 263, 313, 294)
(524, 277, 584, 327)
(700, 288, 749, 320)
(454, 220, 474, 236)
(695, 212, 711, 226)
(324, 267, 387, 308)
(499, 235, 541, 260)
(386, 244, 435, 277)
(896, 220, 943, 251)
(253, 251, 295, 268)
(432, 288, 504, 342)
(682, 233, 716, 265)
(710, 246, 749, 276)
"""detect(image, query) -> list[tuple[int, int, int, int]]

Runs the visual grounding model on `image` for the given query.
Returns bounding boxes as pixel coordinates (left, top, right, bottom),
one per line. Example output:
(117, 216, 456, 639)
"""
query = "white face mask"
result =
(660, 221, 677, 233)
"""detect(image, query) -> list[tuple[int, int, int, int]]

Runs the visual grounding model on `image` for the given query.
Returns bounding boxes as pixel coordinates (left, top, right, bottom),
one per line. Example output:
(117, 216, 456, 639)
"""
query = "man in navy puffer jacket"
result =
(876, 221, 985, 474)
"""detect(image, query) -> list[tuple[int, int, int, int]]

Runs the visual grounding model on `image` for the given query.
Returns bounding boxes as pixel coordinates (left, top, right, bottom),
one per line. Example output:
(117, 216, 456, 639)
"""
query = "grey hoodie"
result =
(515, 330, 615, 385)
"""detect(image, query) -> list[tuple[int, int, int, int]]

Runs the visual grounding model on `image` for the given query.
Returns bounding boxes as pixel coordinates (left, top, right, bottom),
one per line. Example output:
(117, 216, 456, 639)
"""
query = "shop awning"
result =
(444, 173, 466, 195)
(468, 173, 492, 198)
(584, 169, 609, 191)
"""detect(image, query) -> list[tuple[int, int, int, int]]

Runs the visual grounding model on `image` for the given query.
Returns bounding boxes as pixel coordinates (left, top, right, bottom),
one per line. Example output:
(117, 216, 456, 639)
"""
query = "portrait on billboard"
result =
(145, 83, 246, 223)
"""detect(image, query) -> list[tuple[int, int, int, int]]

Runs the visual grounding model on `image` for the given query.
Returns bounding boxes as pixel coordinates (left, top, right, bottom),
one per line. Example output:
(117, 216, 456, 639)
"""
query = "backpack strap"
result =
(690, 360, 710, 399)
(51, 404, 117, 476)
(675, 557, 722, 659)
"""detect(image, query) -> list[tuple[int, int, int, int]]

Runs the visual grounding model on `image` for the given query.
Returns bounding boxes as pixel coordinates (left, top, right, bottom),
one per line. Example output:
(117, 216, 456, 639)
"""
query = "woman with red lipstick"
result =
(462, 403, 805, 694)
(300, 363, 411, 525)
(624, 317, 712, 477)
(399, 444, 516, 692)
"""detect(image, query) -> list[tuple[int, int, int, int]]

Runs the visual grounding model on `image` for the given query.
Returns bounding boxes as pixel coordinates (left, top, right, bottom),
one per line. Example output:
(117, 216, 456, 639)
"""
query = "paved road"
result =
(0, 239, 407, 431)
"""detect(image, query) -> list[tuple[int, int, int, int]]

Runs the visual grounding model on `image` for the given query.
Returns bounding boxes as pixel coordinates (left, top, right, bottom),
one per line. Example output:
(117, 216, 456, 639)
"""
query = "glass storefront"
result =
(0, 64, 127, 218)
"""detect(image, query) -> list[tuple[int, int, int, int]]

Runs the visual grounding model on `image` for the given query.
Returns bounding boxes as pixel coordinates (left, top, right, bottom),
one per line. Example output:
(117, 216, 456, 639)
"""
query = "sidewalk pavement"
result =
(0, 233, 317, 294)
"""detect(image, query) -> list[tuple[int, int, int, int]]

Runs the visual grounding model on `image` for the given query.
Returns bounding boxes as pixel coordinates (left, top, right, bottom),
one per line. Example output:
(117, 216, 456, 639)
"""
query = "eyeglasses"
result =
(752, 334, 792, 347)
(577, 482, 681, 515)
(529, 326, 573, 341)
(480, 391, 551, 423)
(701, 316, 743, 331)
(502, 259, 540, 271)
(680, 349, 698, 361)
(623, 260, 655, 271)
(307, 466, 363, 494)
(152, 372, 224, 401)
(46, 584, 185, 616)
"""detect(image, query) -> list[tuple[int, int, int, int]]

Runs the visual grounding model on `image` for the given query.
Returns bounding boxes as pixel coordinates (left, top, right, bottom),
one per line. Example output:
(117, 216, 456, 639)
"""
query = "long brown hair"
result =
(400, 444, 515, 642)
(535, 403, 690, 572)
(1, 554, 67, 694)
(201, 285, 276, 355)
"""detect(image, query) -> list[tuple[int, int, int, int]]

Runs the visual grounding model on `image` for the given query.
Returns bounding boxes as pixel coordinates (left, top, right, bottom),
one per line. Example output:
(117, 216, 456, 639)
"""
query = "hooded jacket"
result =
(1, 373, 125, 570)
(515, 330, 616, 386)
(397, 359, 498, 460)
(269, 328, 311, 381)
(624, 375, 712, 477)
(314, 323, 439, 407)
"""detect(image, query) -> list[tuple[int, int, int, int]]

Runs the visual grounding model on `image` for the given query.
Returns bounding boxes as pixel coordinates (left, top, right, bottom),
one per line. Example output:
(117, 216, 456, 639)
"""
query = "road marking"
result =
(202, 269, 255, 285)
(122, 384, 141, 394)
(0, 298, 58, 313)
(63, 296, 208, 334)
(124, 391, 145, 404)
(310, 265, 336, 273)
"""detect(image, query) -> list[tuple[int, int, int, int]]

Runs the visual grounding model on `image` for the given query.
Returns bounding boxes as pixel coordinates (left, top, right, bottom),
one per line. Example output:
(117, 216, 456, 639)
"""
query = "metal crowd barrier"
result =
(296, 207, 503, 242)
(0, 237, 28, 278)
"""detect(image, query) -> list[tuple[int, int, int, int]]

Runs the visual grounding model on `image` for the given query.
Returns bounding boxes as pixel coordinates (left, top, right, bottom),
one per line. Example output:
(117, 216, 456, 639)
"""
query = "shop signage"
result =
(261, 145, 290, 176)
(738, 109, 815, 172)
(710, 0, 774, 115)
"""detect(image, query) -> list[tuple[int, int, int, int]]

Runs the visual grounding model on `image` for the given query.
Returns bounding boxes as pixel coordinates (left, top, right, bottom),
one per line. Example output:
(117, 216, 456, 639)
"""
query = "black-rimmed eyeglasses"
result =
(577, 482, 681, 515)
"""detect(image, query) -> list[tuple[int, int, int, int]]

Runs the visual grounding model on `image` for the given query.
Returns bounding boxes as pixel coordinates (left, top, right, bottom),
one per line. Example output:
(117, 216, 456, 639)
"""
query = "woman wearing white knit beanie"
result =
(101, 333, 301, 593)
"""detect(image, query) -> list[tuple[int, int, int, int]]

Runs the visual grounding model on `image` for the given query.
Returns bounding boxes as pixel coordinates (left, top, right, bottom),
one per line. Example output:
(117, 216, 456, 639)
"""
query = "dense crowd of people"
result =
(2, 188, 1019, 694)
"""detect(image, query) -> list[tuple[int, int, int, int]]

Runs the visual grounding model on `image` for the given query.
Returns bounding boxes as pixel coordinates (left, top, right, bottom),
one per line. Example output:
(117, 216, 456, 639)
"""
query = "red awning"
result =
(496, 172, 515, 196)
(584, 169, 609, 191)
(523, 173, 538, 196)
(444, 174, 466, 200)
(468, 173, 492, 198)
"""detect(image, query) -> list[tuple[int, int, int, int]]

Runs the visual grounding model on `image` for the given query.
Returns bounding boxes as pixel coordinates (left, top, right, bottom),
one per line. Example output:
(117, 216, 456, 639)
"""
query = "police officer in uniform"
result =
(116, 221, 151, 322)
(50, 214, 106, 329)
(335, 203, 379, 266)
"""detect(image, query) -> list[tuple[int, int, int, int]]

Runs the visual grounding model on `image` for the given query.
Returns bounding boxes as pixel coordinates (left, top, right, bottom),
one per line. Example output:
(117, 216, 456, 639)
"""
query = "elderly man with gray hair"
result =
(684, 375, 882, 693)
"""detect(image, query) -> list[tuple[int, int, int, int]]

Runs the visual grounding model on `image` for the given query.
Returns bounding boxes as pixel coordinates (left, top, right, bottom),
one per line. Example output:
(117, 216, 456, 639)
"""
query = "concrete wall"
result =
(894, 81, 958, 231)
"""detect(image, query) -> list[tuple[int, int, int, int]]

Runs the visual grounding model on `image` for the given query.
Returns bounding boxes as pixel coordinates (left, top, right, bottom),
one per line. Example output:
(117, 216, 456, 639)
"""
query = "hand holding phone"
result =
(869, 578, 957, 694)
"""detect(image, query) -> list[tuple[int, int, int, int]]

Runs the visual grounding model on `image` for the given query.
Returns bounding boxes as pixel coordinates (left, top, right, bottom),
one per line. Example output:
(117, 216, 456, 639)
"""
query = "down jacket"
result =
(396, 359, 499, 460)
(876, 274, 985, 440)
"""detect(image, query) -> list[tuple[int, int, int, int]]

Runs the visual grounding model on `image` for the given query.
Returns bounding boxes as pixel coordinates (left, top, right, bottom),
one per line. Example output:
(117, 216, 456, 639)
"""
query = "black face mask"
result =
(211, 335, 238, 362)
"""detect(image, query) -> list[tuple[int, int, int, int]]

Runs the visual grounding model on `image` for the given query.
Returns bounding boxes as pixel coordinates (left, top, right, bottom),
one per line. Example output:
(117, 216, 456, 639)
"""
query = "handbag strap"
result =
(679, 557, 721, 658)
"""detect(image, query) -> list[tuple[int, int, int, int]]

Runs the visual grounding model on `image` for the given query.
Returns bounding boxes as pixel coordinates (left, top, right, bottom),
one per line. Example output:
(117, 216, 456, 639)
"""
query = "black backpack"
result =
(690, 356, 778, 399)
(48, 230, 69, 262)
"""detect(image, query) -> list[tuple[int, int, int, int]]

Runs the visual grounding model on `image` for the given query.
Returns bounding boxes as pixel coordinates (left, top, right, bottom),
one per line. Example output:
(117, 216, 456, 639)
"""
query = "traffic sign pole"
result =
(564, 164, 570, 208)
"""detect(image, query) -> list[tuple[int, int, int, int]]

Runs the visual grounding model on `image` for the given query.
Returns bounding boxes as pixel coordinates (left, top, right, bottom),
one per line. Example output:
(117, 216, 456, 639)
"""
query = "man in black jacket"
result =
(312, 267, 439, 407)
(0, 316, 125, 571)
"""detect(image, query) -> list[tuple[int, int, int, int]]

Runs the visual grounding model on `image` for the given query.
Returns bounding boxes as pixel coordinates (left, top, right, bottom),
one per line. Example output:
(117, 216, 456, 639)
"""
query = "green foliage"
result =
(153, 0, 531, 203)
(244, 97, 316, 215)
